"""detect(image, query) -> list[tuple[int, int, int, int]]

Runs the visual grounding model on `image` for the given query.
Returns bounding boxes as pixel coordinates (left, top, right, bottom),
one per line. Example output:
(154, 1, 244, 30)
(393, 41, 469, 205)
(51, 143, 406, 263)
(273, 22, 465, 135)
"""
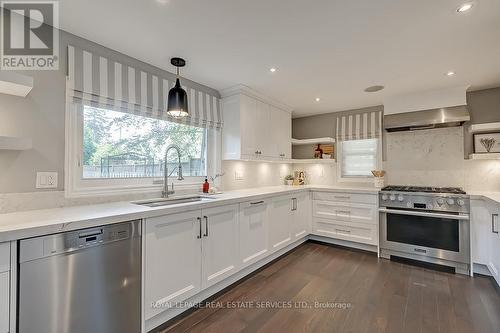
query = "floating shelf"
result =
(0, 72, 33, 97)
(469, 153, 500, 160)
(291, 137, 335, 145)
(0, 136, 32, 150)
(469, 122, 500, 134)
(291, 158, 336, 164)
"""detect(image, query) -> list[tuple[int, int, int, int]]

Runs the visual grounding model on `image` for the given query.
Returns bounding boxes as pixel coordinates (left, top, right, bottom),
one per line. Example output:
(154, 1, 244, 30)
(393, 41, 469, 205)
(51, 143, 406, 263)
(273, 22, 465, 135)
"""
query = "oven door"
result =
(379, 208, 470, 263)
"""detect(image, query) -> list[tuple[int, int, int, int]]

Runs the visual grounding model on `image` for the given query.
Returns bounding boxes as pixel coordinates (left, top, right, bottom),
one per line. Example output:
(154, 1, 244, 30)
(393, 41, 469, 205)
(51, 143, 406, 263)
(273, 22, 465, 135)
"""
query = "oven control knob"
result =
(447, 198, 455, 205)
(457, 199, 465, 206)
(382, 194, 388, 200)
(437, 198, 445, 206)
(398, 195, 404, 202)
(389, 194, 396, 201)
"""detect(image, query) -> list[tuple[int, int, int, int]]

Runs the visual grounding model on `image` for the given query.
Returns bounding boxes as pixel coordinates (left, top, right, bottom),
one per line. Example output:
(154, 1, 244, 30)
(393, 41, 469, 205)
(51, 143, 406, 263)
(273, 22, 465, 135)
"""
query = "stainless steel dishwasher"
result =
(18, 220, 142, 333)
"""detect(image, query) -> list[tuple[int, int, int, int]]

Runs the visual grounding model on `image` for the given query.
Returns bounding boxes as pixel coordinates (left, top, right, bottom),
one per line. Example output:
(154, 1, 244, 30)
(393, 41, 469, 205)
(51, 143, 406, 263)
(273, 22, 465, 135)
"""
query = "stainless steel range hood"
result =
(384, 105, 470, 132)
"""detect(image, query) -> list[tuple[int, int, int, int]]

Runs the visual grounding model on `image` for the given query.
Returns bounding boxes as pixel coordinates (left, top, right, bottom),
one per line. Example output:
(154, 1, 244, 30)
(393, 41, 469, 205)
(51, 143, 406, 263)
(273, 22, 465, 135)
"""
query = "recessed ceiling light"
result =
(457, 2, 474, 13)
(446, 71, 456, 76)
(315, 97, 321, 102)
(364, 85, 385, 93)
(269, 67, 277, 73)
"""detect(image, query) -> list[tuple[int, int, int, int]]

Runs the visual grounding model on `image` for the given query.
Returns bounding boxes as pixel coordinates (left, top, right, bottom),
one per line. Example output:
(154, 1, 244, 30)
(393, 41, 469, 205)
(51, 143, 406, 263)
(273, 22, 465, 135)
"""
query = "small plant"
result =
(285, 175, 294, 180)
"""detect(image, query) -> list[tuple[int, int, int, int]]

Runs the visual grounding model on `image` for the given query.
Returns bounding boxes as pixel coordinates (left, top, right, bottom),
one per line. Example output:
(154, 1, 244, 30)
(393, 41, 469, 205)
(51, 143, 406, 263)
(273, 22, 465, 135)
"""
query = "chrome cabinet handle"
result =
(336, 210, 351, 214)
(250, 200, 265, 205)
(291, 198, 297, 211)
(334, 196, 350, 200)
(203, 216, 209, 237)
(197, 217, 202, 239)
(492, 214, 499, 234)
(336, 229, 351, 233)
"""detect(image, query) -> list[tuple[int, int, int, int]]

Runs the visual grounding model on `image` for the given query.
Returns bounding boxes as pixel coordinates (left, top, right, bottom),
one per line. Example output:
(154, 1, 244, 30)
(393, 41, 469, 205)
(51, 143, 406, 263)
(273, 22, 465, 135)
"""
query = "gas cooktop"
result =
(381, 185, 466, 195)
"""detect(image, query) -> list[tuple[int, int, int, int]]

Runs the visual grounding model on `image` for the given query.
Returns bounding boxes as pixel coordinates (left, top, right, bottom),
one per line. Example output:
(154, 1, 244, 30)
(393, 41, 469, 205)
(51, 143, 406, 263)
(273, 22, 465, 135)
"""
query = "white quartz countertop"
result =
(0, 185, 379, 242)
(469, 191, 500, 205)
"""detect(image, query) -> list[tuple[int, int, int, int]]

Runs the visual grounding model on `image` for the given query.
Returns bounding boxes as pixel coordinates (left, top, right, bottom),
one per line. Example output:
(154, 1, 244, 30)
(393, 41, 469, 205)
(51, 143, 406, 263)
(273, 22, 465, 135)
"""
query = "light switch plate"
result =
(36, 172, 58, 189)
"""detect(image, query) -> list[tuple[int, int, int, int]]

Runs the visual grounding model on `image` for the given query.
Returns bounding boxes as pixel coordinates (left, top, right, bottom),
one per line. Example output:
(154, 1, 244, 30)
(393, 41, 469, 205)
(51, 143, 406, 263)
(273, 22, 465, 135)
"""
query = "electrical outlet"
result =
(36, 172, 58, 189)
(234, 171, 244, 181)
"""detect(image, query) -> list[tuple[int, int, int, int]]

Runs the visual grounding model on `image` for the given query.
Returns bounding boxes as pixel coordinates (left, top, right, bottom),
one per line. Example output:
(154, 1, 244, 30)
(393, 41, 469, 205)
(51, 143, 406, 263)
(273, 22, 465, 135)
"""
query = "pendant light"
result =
(167, 57, 189, 118)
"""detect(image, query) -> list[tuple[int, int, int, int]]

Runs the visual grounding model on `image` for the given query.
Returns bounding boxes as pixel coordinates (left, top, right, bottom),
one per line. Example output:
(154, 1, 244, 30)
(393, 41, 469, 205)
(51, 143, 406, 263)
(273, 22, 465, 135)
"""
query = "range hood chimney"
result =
(383, 86, 470, 132)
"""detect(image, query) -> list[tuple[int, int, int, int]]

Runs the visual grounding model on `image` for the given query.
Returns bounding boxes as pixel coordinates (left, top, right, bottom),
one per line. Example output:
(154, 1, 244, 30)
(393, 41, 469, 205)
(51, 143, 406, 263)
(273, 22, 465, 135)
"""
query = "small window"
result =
(340, 138, 379, 178)
(82, 106, 207, 179)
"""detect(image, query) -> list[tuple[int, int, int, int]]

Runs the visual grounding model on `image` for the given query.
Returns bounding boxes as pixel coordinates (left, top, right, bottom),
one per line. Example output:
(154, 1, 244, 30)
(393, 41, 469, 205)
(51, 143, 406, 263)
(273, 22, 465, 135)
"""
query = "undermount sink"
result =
(131, 195, 217, 207)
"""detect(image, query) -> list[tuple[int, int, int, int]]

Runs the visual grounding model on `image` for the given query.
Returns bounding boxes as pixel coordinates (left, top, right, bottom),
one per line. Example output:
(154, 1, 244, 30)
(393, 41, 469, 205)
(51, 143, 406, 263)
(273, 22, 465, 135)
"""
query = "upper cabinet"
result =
(221, 85, 292, 161)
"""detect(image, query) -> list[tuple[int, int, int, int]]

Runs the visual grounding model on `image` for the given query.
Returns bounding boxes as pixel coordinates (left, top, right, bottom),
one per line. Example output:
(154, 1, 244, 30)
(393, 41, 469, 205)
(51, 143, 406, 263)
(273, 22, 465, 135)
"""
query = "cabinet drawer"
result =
(0, 243, 9, 273)
(313, 191, 377, 205)
(313, 201, 377, 225)
(312, 218, 377, 245)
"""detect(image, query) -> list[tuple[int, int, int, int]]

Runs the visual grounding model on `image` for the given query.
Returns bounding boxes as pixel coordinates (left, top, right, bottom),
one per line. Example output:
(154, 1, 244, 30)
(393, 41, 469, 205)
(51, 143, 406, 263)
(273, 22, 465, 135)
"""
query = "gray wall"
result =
(292, 105, 383, 159)
(0, 29, 219, 193)
(292, 89, 500, 160)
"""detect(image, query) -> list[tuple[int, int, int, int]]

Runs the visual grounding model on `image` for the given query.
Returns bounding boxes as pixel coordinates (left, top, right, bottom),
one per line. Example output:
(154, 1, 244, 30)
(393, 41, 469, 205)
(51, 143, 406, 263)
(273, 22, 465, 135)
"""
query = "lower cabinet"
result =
(268, 195, 293, 252)
(489, 204, 500, 285)
(239, 199, 269, 268)
(311, 191, 378, 246)
(144, 205, 240, 320)
(201, 205, 240, 289)
(292, 192, 311, 240)
(0, 272, 8, 333)
(144, 210, 202, 320)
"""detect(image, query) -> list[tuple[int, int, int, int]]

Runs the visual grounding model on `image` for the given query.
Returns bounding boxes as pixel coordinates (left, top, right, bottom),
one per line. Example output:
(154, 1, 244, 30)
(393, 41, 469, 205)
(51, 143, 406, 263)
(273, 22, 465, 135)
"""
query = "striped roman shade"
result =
(336, 110, 383, 141)
(66, 45, 223, 129)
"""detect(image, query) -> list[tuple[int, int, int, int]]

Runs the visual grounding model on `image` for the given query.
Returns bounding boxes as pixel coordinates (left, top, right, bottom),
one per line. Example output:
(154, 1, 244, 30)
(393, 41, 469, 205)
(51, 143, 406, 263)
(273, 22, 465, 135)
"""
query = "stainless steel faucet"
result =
(162, 144, 184, 198)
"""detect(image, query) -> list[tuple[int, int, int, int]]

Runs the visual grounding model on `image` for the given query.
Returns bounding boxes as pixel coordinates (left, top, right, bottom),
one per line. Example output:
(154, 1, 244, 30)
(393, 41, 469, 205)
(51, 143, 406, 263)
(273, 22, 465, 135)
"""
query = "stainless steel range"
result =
(379, 185, 470, 274)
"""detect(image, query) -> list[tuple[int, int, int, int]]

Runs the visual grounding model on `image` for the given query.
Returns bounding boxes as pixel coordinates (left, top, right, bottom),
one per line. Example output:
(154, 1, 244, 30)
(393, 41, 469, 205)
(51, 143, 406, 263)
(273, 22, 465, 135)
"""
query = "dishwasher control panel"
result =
(19, 220, 139, 263)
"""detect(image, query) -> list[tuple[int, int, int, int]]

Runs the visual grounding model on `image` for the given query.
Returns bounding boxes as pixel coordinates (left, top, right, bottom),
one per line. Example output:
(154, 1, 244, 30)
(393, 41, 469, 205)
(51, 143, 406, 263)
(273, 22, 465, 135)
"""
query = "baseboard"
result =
(308, 235, 378, 253)
(146, 236, 308, 332)
(472, 263, 492, 276)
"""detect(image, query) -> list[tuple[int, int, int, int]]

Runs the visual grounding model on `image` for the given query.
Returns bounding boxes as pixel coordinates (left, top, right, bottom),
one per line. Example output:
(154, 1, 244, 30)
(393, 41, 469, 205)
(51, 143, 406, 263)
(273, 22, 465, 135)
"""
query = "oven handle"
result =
(379, 208, 469, 220)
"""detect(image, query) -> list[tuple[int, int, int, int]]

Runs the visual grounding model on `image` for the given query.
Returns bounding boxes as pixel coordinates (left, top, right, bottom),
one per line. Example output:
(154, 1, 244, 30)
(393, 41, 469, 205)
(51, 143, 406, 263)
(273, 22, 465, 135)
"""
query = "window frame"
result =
(337, 138, 382, 183)
(65, 102, 219, 198)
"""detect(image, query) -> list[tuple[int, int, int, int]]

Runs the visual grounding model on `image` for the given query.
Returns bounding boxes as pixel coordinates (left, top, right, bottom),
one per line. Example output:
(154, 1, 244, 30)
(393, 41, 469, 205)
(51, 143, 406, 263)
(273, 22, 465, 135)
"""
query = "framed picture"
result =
(473, 132, 500, 153)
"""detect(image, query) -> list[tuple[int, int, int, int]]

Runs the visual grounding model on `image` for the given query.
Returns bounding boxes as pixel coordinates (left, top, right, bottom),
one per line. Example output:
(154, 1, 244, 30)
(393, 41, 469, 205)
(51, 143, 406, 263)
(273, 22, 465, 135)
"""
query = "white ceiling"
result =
(59, 0, 500, 117)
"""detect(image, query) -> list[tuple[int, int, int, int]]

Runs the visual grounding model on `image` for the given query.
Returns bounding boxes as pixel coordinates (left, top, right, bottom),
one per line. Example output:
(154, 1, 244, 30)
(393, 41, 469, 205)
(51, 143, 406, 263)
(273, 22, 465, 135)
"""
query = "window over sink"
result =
(66, 104, 219, 197)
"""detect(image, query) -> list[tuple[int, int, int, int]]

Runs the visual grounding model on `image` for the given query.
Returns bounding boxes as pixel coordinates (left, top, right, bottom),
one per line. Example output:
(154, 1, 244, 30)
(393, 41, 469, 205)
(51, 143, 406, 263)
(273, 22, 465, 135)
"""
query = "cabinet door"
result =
(201, 204, 240, 289)
(144, 210, 202, 320)
(255, 100, 271, 157)
(268, 195, 293, 252)
(240, 95, 259, 156)
(0, 272, 8, 333)
(292, 192, 311, 240)
(270, 107, 291, 159)
(489, 204, 500, 285)
(239, 200, 269, 268)
(470, 199, 492, 265)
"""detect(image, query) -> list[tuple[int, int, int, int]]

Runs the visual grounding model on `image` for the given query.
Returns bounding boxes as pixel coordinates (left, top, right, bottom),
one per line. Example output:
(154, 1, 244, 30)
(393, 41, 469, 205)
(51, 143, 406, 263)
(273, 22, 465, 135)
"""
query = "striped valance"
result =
(336, 110, 383, 141)
(66, 45, 223, 129)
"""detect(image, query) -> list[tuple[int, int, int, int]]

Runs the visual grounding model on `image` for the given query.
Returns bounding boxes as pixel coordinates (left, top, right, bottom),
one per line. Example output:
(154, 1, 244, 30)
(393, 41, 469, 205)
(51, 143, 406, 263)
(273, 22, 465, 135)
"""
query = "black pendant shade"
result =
(166, 57, 189, 118)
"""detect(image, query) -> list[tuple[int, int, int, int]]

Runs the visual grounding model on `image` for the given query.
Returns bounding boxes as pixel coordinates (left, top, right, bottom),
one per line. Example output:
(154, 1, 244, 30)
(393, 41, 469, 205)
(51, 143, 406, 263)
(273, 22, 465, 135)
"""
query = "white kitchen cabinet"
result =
(311, 191, 378, 246)
(270, 105, 292, 159)
(239, 199, 269, 267)
(0, 242, 9, 273)
(488, 203, 500, 285)
(144, 210, 202, 320)
(470, 199, 494, 265)
(201, 204, 239, 289)
(268, 195, 293, 252)
(0, 272, 8, 333)
(292, 192, 311, 240)
(221, 86, 292, 161)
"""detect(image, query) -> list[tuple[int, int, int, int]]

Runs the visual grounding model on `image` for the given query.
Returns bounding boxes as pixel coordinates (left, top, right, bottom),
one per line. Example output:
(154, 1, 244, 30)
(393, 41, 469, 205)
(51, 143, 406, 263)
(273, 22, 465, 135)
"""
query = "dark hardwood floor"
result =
(160, 242, 500, 333)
